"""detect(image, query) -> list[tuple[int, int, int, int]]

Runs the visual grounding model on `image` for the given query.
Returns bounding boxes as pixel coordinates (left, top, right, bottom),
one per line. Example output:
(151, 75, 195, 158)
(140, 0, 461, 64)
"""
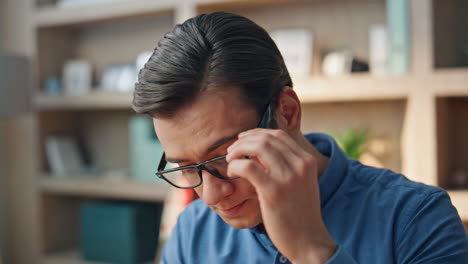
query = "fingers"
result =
(227, 129, 304, 167)
(226, 132, 296, 176)
(227, 158, 269, 187)
(226, 128, 320, 211)
(240, 129, 303, 155)
(226, 128, 316, 187)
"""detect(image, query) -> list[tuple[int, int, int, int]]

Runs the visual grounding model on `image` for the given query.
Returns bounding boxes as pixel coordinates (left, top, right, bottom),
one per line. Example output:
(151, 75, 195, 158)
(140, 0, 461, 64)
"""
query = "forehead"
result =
(153, 89, 258, 161)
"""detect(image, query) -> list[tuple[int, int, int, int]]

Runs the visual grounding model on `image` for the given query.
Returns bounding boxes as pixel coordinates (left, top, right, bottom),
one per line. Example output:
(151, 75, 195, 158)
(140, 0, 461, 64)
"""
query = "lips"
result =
(220, 200, 247, 217)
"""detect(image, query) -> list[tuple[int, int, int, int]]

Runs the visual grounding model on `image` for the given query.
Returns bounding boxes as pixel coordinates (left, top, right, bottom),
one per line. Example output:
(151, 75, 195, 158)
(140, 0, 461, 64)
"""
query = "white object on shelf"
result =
(116, 65, 137, 93)
(322, 50, 353, 77)
(135, 51, 153, 83)
(63, 60, 92, 96)
(270, 29, 313, 78)
(101, 64, 136, 93)
(45, 136, 84, 176)
(369, 24, 389, 76)
(136, 51, 153, 75)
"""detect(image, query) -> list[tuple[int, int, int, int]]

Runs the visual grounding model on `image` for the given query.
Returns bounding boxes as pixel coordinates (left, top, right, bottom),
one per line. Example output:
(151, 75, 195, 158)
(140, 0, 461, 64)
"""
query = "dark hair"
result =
(132, 11, 292, 117)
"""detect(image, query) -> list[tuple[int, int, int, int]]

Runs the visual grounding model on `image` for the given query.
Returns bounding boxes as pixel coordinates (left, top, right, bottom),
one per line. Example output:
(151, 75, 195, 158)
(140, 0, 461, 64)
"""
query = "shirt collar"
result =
(305, 133, 349, 208)
(248, 224, 277, 250)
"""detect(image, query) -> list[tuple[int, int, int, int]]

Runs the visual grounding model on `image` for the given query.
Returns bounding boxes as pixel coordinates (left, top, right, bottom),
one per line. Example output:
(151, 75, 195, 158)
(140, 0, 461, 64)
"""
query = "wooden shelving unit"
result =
(42, 250, 104, 264)
(35, 91, 133, 110)
(42, 241, 165, 264)
(288, 76, 410, 103)
(33, 69, 468, 110)
(22, 0, 468, 263)
(433, 69, 468, 96)
(34, 0, 175, 27)
(39, 176, 169, 202)
(449, 191, 468, 221)
(34, 76, 413, 110)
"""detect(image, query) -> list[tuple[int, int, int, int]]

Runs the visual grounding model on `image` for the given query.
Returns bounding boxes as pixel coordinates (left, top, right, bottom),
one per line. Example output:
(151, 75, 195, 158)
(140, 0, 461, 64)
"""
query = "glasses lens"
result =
(204, 156, 237, 179)
(161, 167, 200, 188)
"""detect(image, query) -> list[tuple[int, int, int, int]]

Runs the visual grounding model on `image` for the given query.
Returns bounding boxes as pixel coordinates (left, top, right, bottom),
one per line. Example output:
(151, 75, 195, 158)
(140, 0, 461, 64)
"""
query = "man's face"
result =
(153, 89, 263, 229)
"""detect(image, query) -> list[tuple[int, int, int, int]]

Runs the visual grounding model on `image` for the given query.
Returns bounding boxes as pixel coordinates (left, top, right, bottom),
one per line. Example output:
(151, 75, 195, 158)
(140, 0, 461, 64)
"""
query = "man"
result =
(133, 12, 468, 263)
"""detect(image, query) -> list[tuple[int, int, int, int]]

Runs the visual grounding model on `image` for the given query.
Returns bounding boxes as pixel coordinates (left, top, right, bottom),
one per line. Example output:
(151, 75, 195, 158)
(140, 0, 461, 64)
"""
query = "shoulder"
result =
(347, 161, 466, 240)
(346, 163, 468, 261)
(346, 160, 449, 218)
(348, 160, 446, 202)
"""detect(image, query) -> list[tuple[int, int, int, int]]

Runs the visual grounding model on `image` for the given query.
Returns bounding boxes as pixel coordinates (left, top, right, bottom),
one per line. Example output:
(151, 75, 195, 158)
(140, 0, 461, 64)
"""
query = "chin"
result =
(215, 200, 262, 229)
(220, 215, 262, 229)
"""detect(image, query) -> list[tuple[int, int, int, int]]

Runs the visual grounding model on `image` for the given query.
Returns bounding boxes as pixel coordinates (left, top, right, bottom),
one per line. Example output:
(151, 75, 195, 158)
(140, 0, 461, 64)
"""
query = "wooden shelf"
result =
(448, 190, 468, 222)
(295, 75, 410, 103)
(433, 68, 468, 97)
(32, 75, 466, 112)
(43, 250, 104, 264)
(34, 0, 175, 27)
(197, 0, 306, 12)
(35, 76, 413, 110)
(39, 176, 169, 202)
(35, 91, 132, 110)
(43, 243, 164, 264)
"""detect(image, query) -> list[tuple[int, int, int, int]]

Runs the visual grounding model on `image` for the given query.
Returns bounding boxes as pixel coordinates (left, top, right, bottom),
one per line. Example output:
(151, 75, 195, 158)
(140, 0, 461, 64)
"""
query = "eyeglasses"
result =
(155, 100, 276, 189)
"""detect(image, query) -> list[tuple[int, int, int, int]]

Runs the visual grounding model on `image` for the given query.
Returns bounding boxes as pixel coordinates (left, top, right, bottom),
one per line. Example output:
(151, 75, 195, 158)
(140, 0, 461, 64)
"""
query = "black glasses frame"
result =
(155, 100, 276, 189)
(156, 154, 230, 189)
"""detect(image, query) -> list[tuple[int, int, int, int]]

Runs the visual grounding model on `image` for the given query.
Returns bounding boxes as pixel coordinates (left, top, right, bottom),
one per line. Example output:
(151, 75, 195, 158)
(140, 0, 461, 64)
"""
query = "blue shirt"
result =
(161, 133, 468, 263)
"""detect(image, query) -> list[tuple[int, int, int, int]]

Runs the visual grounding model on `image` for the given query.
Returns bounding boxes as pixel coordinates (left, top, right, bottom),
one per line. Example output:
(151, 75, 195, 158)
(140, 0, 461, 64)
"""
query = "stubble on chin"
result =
(214, 201, 263, 229)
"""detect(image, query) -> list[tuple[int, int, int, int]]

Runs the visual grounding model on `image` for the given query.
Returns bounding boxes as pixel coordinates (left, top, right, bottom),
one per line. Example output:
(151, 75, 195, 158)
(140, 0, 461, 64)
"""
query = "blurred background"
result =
(1, 0, 467, 263)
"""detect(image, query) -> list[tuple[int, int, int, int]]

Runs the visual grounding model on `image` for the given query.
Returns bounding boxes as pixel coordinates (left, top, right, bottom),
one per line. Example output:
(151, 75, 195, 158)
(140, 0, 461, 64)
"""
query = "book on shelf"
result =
(45, 135, 85, 176)
(270, 28, 313, 79)
(129, 115, 165, 183)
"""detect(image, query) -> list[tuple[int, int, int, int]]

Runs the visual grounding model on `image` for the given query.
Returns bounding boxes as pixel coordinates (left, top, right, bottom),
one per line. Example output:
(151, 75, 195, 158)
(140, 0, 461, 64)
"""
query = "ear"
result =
(275, 86, 302, 132)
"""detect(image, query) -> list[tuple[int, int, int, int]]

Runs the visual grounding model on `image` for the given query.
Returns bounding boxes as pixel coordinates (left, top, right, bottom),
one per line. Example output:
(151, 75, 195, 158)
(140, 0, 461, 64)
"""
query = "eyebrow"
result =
(165, 133, 239, 164)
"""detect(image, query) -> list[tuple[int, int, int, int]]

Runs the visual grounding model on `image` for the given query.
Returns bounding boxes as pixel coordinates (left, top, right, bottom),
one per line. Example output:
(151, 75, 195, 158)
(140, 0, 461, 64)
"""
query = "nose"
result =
(200, 169, 234, 206)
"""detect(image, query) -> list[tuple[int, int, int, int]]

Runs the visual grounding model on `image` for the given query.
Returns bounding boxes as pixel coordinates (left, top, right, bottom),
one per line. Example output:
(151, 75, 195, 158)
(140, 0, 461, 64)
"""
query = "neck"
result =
(296, 133, 329, 178)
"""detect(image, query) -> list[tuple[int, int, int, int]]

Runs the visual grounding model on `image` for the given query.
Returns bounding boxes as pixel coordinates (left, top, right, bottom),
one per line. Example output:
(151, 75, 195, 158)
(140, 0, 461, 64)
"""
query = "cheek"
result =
(193, 178, 257, 200)
(194, 186, 203, 198)
(236, 178, 257, 195)
(236, 177, 255, 192)
(230, 178, 258, 201)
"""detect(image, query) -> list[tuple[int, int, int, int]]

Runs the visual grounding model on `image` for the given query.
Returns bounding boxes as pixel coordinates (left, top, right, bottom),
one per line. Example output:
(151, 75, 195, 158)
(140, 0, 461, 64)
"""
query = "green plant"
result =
(333, 127, 369, 159)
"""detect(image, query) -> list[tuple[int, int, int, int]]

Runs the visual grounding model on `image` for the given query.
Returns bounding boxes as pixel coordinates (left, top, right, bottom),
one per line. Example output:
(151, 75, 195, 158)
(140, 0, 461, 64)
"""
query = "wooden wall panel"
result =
(433, 0, 468, 68)
(76, 14, 174, 81)
(301, 100, 406, 172)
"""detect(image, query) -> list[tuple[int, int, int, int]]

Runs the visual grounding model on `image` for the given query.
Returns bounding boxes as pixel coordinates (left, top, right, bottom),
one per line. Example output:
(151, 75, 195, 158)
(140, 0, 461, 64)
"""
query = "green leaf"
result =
(332, 127, 369, 159)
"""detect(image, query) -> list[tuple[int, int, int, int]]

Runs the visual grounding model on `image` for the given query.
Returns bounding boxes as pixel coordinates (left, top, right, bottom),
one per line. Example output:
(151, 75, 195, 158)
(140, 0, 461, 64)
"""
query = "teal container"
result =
(386, 0, 409, 75)
(129, 115, 164, 183)
(80, 201, 163, 264)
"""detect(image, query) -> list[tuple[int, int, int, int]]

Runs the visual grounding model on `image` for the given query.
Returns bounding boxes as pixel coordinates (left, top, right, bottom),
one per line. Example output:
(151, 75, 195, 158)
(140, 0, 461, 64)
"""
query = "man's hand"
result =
(226, 129, 337, 264)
